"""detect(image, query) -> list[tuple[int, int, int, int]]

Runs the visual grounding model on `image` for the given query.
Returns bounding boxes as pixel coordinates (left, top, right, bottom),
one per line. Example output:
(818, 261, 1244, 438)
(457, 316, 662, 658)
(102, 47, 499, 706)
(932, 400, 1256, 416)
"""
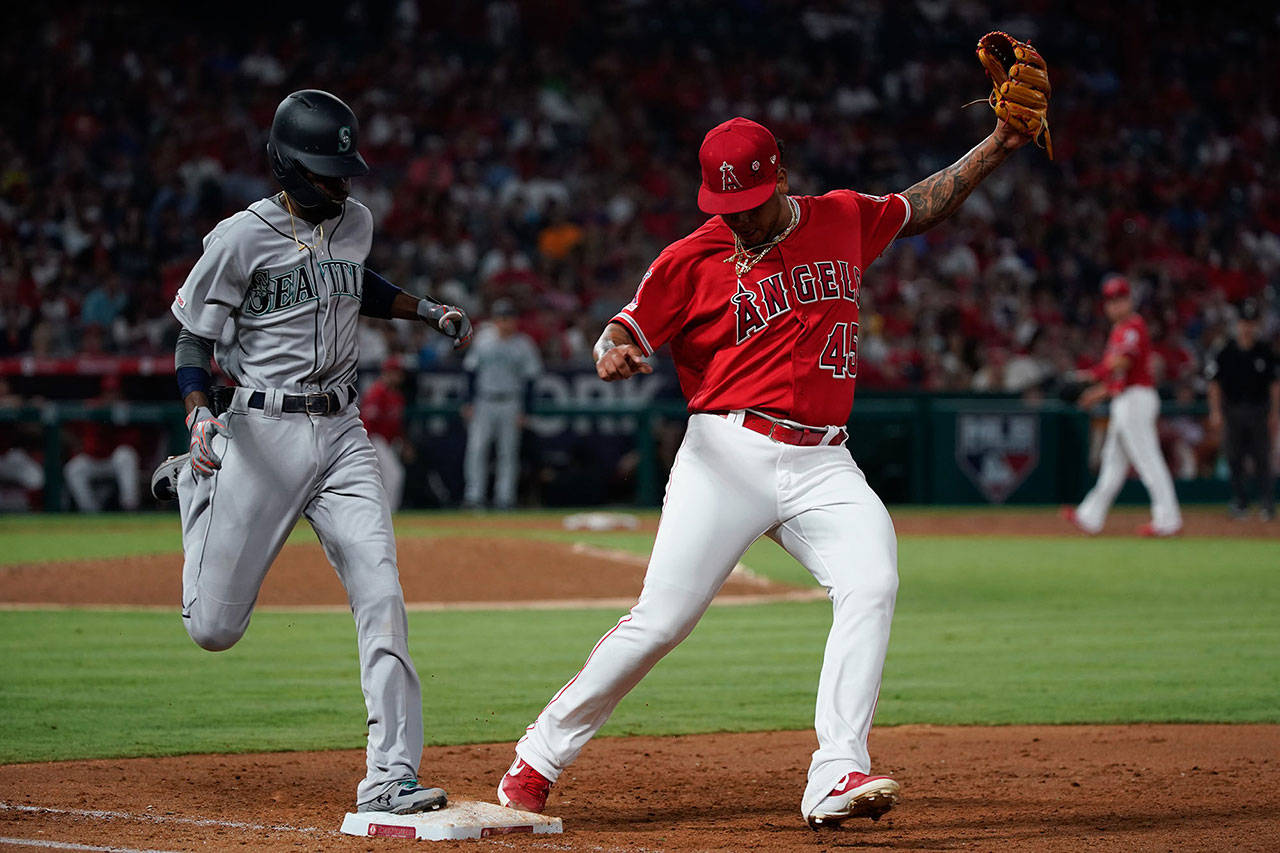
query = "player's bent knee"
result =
(830, 561, 898, 607)
(626, 593, 704, 651)
(350, 588, 409, 637)
(183, 602, 249, 651)
(185, 618, 245, 652)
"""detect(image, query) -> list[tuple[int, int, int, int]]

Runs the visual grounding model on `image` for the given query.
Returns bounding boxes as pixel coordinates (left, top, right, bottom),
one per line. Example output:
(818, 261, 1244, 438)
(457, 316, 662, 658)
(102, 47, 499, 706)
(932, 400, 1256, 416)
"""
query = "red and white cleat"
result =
(497, 757, 552, 813)
(1137, 522, 1181, 538)
(1060, 506, 1094, 535)
(806, 771, 900, 828)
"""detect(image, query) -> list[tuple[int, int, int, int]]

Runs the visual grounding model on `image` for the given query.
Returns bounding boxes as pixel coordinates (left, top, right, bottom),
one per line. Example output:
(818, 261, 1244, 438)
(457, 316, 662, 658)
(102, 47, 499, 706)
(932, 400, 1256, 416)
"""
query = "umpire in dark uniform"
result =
(1206, 299, 1280, 520)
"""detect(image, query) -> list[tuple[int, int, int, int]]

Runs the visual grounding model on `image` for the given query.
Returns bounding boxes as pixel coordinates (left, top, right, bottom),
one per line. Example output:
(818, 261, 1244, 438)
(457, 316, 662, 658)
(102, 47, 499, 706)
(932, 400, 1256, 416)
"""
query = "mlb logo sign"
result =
(955, 413, 1040, 503)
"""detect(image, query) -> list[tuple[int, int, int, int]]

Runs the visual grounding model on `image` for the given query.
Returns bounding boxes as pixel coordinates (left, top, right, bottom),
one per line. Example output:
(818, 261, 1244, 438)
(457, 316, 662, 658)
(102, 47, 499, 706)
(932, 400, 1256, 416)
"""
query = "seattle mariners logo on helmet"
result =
(267, 90, 368, 209)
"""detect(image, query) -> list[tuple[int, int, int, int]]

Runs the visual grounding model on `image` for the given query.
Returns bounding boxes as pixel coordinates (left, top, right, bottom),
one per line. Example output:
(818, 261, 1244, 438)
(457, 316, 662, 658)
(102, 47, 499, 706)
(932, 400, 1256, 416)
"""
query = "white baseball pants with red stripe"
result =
(515, 412, 898, 820)
(1075, 385, 1182, 534)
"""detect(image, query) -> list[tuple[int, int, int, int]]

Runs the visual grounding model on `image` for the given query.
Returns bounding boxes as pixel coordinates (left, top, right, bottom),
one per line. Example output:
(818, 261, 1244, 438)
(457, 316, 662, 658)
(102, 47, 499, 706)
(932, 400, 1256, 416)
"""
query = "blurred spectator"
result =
(1004, 334, 1050, 394)
(0, 2, 1276, 395)
(80, 275, 128, 341)
(971, 346, 1009, 392)
(62, 375, 141, 512)
(462, 299, 542, 510)
(1160, 382, 1213, 480)
(361, 362, 409, 511)
(0, 377, 44, 510)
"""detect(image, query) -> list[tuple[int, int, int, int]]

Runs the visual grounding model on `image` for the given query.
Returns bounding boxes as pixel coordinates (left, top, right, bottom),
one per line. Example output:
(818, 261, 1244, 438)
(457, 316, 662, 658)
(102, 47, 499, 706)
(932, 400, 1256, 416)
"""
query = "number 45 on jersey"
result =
(819, 322, 858, 379)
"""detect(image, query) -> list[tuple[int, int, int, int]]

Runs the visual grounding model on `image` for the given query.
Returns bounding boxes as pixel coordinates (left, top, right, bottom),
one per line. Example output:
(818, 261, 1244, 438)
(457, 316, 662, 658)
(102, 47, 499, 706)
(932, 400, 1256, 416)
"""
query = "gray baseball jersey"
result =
(170, 194, 427, 808)
(172, 196, 372, 392)
(462, 327, 542, 508)
(463, 327, 543, 399)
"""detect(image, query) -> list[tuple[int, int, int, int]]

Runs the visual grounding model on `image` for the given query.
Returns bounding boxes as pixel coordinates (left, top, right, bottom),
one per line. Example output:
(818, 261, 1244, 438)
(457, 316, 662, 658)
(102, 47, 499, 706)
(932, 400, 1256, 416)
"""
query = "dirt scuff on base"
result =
(2, 725, 1277, 852)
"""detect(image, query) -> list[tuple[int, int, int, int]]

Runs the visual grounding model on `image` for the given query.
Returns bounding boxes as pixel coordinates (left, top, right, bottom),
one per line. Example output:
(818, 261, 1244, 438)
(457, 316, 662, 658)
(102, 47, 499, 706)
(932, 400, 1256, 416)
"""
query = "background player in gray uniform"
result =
(461, 299, 542, 510)
(149, 90, 473, 814)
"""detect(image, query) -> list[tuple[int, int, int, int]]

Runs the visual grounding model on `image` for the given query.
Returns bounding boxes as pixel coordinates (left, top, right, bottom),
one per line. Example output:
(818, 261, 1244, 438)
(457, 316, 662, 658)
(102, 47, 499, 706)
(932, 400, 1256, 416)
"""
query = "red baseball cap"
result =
(1101, 275, 1130, 299)
(697, 117, 780, 215)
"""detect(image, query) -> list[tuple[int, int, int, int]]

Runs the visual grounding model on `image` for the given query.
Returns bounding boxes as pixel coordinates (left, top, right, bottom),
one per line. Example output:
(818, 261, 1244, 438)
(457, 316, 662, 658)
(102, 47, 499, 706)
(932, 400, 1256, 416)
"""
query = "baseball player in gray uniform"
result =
(461, 299, 542, 509)
(149, 90, 473, 814)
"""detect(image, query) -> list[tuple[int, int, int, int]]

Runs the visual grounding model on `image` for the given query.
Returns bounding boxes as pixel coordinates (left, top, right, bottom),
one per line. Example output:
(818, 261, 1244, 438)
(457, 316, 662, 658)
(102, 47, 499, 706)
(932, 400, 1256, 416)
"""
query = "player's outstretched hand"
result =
(992, 118, 1033, 151)
(596, 344, 653, 381)
(419, 302, 474, 350)
(186, 406, 233, 477)
(1076, 383, 1110, 411)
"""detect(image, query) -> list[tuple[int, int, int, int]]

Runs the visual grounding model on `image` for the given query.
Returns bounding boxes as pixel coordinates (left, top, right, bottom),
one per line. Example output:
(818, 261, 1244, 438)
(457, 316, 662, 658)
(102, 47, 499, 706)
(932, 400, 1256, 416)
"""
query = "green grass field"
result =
(1, 511, 1277, 764)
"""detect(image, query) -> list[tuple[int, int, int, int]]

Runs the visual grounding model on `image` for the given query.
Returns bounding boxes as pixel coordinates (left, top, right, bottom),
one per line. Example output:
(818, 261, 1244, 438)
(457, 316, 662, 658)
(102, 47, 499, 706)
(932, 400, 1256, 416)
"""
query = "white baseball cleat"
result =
(357, 779, 448, 814)
(150, 453, 190, 502)
(806, 771, 900, 828)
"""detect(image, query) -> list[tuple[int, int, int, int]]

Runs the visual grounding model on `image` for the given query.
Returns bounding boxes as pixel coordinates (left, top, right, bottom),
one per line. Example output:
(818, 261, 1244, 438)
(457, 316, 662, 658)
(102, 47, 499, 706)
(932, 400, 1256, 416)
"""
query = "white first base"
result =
(341, 800, 563, 841)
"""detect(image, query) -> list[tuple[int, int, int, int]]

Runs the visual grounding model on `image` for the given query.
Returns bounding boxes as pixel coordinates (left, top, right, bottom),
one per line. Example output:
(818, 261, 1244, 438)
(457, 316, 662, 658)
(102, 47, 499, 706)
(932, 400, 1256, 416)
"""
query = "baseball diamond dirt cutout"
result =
(2, 513, 1278, 850)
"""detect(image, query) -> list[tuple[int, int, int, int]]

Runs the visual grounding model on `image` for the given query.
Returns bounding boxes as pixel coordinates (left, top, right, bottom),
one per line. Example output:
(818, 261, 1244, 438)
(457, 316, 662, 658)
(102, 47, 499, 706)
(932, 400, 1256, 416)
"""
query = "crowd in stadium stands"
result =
(1, 1, 1276, 404)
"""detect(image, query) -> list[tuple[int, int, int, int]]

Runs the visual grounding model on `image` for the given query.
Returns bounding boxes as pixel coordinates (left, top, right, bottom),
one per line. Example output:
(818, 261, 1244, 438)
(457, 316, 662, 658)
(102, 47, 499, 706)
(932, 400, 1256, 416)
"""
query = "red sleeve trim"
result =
(612, 310, 653, 357)
(890, 192, 912, 241)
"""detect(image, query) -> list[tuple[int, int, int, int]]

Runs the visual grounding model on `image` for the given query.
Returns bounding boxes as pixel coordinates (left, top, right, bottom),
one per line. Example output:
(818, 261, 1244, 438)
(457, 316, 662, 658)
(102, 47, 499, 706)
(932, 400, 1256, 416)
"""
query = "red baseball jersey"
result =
(1092, 314, 1154, 392)
(360, 380, 405, 442)
(612, 190, 911, 426)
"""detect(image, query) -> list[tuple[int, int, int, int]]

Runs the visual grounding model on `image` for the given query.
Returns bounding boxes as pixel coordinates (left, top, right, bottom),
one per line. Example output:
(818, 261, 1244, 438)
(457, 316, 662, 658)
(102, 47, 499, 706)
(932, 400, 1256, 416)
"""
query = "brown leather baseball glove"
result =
(976, 31, 1053, 159)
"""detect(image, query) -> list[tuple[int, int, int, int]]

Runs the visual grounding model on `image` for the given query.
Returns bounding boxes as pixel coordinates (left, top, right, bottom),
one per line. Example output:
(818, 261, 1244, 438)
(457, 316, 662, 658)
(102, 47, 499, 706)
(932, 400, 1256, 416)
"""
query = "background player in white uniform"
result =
(149, 90, 472, 814)
(461, 299, 542, 510)
(63, 375, 141, 513)
(1063, 275, 1182, 536)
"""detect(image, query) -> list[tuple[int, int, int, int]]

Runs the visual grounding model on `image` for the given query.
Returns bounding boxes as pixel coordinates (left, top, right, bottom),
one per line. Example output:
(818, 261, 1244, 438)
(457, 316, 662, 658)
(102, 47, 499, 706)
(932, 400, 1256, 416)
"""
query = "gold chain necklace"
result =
(724, 196, 800, 278)
(282, 193, 323, 252)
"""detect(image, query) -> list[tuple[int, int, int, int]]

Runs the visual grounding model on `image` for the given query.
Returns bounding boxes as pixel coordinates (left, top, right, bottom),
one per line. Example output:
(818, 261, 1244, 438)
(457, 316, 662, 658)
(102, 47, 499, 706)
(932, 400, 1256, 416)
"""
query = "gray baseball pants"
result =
(175, 387, 424, 806)
(464, 398, 522, 508)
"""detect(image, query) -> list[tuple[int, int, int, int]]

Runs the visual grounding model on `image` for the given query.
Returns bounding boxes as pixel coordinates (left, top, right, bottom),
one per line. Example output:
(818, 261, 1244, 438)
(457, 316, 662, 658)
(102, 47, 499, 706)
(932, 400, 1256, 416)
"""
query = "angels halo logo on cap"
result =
(698, 117, 780, 215)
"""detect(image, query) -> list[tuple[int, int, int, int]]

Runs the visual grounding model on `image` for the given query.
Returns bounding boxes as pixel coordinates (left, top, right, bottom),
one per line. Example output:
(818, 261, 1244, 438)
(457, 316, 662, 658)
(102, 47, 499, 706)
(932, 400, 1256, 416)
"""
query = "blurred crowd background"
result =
(1, 0, 1277, 508)
(4, 1, 1277, 384)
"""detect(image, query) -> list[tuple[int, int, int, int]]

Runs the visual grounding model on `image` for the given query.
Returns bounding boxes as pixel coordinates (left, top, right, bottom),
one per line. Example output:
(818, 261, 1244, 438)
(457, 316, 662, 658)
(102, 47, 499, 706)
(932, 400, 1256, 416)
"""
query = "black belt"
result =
(247, 385, 356, 415)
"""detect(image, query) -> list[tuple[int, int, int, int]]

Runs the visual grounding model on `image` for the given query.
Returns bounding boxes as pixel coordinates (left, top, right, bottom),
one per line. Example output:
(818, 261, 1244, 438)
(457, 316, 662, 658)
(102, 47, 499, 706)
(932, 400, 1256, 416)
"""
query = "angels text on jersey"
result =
(732, 260, 861, 344)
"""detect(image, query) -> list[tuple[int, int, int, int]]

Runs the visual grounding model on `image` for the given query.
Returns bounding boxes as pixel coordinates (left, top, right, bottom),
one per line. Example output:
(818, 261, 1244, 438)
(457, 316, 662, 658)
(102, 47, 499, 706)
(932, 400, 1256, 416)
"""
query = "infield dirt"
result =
(2, 507, 1277, 850)
(2, 725, 1278, 851)
(0, 535, 796, 608)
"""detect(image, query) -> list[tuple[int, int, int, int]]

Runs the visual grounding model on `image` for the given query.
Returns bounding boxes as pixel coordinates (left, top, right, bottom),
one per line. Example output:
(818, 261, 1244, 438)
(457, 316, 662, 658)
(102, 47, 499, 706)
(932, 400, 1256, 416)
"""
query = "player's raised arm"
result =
(898, 127, 1025, 237)
(900, 31, 1051, 237)
(592, 322, 653, 381)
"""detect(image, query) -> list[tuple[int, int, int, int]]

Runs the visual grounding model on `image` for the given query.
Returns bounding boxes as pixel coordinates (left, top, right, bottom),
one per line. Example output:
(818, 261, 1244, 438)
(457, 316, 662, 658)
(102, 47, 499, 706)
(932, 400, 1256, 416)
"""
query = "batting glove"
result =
(186, 406, 233, 477)
(418, 301, 473, 350)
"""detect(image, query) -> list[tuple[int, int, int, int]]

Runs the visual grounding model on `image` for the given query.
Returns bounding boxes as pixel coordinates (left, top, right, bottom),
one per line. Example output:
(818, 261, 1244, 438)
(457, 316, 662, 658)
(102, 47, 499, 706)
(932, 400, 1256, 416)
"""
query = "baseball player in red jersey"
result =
(1064, 276, 1182, 536)
(498, 114, 1038, 828)
(361, 363, 408, 510)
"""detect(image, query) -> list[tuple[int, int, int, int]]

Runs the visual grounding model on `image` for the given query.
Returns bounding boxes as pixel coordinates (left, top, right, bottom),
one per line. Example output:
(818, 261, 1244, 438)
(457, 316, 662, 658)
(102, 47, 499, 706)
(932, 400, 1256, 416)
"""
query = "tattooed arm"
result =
(899, 121, 1030, 237)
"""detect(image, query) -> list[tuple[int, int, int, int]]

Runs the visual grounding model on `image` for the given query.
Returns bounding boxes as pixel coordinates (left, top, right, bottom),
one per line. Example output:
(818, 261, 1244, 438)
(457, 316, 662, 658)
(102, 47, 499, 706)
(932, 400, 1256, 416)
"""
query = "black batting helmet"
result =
(266, 90, 368, 208)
